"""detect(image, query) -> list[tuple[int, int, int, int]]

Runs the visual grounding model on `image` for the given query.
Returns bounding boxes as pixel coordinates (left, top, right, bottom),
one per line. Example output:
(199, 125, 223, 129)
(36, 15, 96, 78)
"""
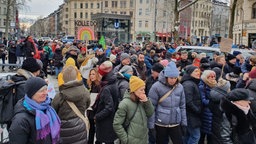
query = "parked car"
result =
(61, 35, 75, 43)
(175, 46, 256, 60)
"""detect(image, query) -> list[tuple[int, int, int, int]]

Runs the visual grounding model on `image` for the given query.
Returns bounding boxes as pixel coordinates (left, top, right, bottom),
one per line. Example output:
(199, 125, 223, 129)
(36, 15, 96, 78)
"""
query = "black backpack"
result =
(0, 76, 26, 124)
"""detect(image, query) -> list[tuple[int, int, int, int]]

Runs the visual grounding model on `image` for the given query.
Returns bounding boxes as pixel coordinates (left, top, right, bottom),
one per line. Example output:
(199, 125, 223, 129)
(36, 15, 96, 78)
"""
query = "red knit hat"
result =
(249, 68, 256, 79)
(98, 61, 113, 76)
(81, 47, 86, 52)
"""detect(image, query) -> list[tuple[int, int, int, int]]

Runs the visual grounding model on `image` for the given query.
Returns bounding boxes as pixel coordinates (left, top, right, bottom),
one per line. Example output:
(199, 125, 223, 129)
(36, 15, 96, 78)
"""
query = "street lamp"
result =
(240, 8, 244, 45)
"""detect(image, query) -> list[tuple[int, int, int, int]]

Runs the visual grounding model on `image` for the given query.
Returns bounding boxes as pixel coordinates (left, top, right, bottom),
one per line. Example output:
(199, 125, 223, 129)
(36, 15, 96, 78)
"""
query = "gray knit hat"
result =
(120, 53, 130, 61)
(119, 65, 133, 74)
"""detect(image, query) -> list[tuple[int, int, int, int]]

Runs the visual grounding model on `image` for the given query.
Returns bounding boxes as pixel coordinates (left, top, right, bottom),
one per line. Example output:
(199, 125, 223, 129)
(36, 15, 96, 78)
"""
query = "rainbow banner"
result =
(77, 27, 95, 40)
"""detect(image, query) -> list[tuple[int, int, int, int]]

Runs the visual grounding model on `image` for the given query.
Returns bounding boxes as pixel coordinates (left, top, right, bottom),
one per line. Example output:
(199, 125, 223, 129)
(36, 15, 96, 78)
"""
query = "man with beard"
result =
(134, 52, 147, 81)
(176, 51, 192, 71)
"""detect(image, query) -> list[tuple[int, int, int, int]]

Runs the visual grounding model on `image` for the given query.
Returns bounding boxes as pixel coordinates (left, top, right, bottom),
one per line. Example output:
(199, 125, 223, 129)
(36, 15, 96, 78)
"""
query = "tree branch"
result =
(178, 0, 199, 12)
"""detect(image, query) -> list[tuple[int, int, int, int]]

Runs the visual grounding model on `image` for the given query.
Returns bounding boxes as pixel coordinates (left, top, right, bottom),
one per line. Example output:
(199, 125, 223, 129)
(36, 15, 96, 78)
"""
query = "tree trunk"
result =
(4, 0, 12, 39)
(228, 0, 238, 39)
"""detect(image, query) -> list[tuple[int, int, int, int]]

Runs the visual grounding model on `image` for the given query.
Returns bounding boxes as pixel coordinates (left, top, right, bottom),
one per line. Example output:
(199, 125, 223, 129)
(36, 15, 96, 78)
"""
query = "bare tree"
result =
(173, 0, 200, 42)
(4, 0, 30, 39)
(228, 0, 238, 39)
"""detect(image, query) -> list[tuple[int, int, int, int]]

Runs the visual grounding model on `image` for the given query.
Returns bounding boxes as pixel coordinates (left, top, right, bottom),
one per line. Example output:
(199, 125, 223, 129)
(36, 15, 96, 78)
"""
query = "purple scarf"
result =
(23, 95, 60, 144)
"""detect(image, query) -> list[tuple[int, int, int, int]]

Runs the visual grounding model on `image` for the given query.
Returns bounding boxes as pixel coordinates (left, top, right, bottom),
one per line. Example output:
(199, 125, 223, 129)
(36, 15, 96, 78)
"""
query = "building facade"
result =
(233, 0, 256, 48)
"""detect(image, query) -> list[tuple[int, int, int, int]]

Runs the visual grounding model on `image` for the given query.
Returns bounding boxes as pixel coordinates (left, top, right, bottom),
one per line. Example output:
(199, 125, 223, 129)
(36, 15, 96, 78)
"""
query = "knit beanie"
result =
(62, 66, 78, 83)
(119, 65, 133, 74)
(22, 57, 41, 73)
(152, 63, 164, 73)
(109, 54, 116, 62)
(98, 61, 113, 76)
(249, 68, 256, 79)
(65, 58, 76, 66)
(120, 53, 130, 61)
(25, 77, 47, 98)
(233, 51, 242, 57)
(130, 76, 145, 92)
(226, 53, 236, 61)
(184, 65, 198, 75)
(228, 88, 253, 101)
(164, 62, 179, 77)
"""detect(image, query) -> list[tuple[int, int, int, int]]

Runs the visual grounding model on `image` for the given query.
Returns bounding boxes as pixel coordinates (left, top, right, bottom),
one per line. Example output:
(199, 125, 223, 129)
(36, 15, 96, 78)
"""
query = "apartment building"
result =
(233, 0, 256, 48)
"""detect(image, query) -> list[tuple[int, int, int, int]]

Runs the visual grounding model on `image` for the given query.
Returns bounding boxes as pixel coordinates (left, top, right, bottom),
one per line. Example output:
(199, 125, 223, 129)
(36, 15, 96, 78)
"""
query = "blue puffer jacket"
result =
(199, 80, 213, 134)
(148, 71, 187, 129)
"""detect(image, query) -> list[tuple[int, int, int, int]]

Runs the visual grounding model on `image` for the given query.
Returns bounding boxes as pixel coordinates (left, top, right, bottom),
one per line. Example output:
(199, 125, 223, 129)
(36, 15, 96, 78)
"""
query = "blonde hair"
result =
(87, 68, 101, 89)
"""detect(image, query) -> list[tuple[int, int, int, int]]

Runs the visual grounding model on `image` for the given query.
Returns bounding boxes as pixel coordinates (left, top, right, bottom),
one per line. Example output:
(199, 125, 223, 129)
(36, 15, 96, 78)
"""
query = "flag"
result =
(99, 36, 106, 49)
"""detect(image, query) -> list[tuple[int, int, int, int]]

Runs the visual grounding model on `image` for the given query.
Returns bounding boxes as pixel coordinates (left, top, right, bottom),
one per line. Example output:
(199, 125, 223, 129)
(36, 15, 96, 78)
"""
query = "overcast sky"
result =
(20, 0, 63, 19)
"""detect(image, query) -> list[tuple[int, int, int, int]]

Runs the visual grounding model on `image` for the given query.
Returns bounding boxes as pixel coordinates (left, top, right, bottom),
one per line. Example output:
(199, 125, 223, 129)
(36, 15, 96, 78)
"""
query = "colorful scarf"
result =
(23, 95, 60, 144)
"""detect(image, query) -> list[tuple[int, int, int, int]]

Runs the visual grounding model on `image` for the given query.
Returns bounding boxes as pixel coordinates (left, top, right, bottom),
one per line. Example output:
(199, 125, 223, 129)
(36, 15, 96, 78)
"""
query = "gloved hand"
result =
(149, 128, 156, 140)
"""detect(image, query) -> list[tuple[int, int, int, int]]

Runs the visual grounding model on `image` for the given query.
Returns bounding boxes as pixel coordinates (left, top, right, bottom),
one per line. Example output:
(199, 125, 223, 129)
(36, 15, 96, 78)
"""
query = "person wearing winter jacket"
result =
(221, 88, 256, 144)
(113, 76, 154, 144)
(9, 77, 61, 144)
(52, 66, 90, 144)
(181, 65, 202, 144)
(199, 70, 217, 144)
(53, 48, 63, 77)
(148, 61, 187, 144)
(208, 79, 233, 144)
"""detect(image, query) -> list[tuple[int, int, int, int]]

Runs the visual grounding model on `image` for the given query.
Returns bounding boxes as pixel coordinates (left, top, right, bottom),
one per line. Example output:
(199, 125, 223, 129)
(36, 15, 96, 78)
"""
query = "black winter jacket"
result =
(181, 74, 202, 128)
(209, 87, 232, 144)
(94, 71, 119, 143)
(9, 99, 55, 144)
(24, 41, 35, 58)
(246, 79, 256, 116)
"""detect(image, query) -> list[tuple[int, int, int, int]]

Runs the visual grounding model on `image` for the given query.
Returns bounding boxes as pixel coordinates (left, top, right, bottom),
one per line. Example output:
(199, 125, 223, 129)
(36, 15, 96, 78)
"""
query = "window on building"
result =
(3, 19, 6, 26)
(140, 0, 143, 4)
(120, 1, 126, 8)
(139, 8, 142, 15)
(4, 8, 6, 14)
(65, 8, 68, 12)
(97, 3, 100, 8)
(163, 22, 166, 29)
(139, 21, 142, 27)
(80, 3, 83, 8)
(145, 8, 150, 16)
(85, 3, 88, 8)
(145, 21, 148, 27)
(195, 30, 197, 36)
(146, 0, 149, 4)
(74, 12, 77, 18)
(112, 1, 118, 7)
(91, 3, 93, 8)
(130, 0, 134, 7)
(74, 3, 77, 9)
(163, 11, 167, 17)
(195, 21, 197, 27)
(65, 21, 68, 25)
(85, 12, 88, 18)
(253, 3, 256, 19)
(91, 12, 93, 18)
(80, 12, 83, 18)
(65, 14, 68, 18)
(192, 21, 194, 27)
(105, 1, 108, 7)
(130, 11, 133, 17)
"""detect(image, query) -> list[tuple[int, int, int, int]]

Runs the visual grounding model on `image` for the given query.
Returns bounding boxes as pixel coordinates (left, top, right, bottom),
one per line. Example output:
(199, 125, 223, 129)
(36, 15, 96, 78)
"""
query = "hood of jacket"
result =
(11, 69, 34, 82)
(13, 99, 34, 116)
(246, 79, 256, 92)
(209, 87, 228, 102)
(180, 73, 200, 84)
(101, 71, 117, 85)
(158, 71, 168, 86)
(59, 80, 88, 102)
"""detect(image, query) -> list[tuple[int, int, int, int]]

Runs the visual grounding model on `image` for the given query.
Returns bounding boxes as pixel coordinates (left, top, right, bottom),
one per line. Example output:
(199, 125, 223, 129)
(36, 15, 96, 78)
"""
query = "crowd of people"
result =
(1, 35, 256, 144)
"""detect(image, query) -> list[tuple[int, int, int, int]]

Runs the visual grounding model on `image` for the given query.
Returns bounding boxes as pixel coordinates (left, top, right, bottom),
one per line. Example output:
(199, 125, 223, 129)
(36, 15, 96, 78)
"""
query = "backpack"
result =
(0, 76, 26, 124)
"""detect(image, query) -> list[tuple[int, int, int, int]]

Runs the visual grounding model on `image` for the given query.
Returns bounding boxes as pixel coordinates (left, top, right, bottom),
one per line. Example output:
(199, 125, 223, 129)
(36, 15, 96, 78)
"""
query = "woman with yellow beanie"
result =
(113, 76, 154, 144)
(57, 57, 82, 86)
